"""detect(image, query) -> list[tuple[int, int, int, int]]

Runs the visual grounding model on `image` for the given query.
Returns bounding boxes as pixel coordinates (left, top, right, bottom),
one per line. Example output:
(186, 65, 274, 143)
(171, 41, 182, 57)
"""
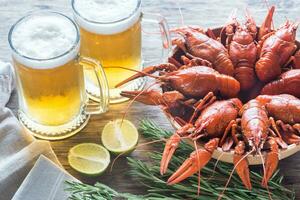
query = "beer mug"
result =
(8, 11, 109, 140)
(72, 0, 171, 103)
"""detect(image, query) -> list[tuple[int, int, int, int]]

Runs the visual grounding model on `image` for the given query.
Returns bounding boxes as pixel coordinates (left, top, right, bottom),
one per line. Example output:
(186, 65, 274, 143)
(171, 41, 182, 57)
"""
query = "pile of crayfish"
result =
(116, 6, 300, 192)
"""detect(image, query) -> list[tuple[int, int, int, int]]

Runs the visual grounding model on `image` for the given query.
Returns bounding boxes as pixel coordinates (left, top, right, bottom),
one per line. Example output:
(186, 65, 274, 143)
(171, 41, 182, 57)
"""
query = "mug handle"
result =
(79, 56, 109, 114)
(141, 12, 172, 63)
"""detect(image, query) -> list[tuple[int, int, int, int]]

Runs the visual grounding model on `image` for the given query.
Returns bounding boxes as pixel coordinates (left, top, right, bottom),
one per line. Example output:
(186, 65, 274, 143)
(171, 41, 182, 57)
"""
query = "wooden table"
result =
(1, 0, 300, 198)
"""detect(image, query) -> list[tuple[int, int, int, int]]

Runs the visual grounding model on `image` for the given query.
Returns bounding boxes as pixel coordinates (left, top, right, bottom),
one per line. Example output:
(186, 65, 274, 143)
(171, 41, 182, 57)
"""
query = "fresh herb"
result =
(65, 119, 295, 200)
(65, 181, 143, 200)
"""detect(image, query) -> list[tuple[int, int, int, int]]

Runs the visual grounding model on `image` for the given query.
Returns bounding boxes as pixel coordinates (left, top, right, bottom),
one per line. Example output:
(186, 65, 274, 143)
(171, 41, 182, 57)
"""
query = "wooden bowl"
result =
(163, 27, 300, 165)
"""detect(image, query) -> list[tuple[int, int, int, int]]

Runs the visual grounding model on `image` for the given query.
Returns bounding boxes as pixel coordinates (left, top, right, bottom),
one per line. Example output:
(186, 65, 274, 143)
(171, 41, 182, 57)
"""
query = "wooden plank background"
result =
(1, 0, 300, 198)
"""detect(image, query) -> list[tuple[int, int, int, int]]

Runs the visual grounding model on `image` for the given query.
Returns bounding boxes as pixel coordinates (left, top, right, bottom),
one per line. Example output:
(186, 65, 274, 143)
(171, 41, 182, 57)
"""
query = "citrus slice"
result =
(101, 119, 139, 154)
(68, 143, 110, 176)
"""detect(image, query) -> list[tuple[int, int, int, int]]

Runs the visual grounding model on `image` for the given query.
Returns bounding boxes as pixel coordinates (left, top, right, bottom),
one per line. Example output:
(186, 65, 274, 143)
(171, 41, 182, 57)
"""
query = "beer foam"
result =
(10, 12, 79, 69)
(72, 0, 141, 34)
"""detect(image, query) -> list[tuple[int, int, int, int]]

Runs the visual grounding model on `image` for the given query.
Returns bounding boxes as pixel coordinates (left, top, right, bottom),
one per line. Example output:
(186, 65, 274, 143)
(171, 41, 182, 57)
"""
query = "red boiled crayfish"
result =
(221, 10, 258, 91)
(233, 99, 283, 189)
(171, 26, 235, 76)
(117, 65, 240, 99)
(160, 94, 242, 185)
(256, 9, 298, 82)
(232, 94, 300, 189)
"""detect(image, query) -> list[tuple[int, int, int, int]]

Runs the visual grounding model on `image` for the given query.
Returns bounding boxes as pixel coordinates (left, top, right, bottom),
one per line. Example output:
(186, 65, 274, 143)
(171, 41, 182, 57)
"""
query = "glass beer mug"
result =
(8, 11, 109, 140)
(72, 0, 171, 103)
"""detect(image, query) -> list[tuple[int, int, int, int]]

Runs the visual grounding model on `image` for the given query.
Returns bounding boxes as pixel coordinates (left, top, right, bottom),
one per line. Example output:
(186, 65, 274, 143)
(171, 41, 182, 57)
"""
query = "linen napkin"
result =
(12, 156, 78, 200)
(0, 61, 62, 199)
(0, 106, 62, 199)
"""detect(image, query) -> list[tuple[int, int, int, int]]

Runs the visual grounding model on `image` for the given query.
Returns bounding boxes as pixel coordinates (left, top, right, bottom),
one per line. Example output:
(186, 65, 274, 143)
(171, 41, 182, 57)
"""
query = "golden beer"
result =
(72, 0, 171, 103)
(72, 0, 143, 103)
(79, 20, 141, 89)
(14, 59, 85, 126)
(9, 11, 109, 139)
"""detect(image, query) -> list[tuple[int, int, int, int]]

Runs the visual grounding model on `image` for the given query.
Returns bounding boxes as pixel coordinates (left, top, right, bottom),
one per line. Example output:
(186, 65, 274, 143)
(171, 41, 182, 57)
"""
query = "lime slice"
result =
(101, 119, 139, 154)
(68, 143, 110, 176)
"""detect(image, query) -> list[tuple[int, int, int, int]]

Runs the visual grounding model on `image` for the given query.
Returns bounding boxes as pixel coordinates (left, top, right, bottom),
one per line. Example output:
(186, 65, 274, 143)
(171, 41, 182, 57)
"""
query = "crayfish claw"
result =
(160, 134, 181, 175)
(167, 148, 211, 185)
(258, 5, 275, 40)
(262, 138, 279, 187)
(161, 123, 194, 175)
(167, 138, 218, 185)
(233, 141, 252, 190)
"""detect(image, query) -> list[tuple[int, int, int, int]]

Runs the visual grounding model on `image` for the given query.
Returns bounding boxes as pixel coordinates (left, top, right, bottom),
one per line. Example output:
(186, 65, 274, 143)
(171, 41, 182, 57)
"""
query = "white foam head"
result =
(72, 0, 141, 35)
(9, 11, 79, 69)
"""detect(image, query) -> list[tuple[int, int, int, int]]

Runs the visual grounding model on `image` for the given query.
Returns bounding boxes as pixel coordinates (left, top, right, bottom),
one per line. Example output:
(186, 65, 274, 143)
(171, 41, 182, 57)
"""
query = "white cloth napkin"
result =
(0, 106, 62, 199)
(12, 156, 78, 200)
(0, 61, 68, 200)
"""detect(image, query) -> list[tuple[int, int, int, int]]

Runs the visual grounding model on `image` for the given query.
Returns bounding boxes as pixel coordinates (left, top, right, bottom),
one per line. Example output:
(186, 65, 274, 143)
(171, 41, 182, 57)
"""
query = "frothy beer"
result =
(72, 0, 142, 102)
(10, 12, 85, 126)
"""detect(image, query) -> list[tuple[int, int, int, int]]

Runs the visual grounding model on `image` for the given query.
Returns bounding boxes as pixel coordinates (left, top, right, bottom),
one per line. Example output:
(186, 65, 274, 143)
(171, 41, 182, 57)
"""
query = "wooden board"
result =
(1, 0, 300, 198)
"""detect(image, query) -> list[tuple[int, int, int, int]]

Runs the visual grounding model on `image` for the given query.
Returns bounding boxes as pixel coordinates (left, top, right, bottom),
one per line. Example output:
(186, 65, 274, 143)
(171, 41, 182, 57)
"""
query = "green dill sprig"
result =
(65, 181, 144, 200)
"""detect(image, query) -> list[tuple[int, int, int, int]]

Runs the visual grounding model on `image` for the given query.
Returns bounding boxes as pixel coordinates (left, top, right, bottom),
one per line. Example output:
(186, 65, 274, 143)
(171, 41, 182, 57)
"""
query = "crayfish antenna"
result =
(194, 140, 201, 196)
(206, 151, 225, 181)
(111, 66, 162, 88)
(176, 0, 185, 27)
(110, 138, 165, 172)
(120, 90, 164, 106)
(111, 82, 167, 172)
(219, 8, 238, 45)
(120, 81, 160, 126)
(245, 7, 258, 38)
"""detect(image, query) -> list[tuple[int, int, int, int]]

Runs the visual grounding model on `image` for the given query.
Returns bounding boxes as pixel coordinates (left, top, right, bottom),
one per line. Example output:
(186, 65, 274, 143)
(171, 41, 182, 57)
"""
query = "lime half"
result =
(68, 143, 110, 176)
(101, 119, 139, 154)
